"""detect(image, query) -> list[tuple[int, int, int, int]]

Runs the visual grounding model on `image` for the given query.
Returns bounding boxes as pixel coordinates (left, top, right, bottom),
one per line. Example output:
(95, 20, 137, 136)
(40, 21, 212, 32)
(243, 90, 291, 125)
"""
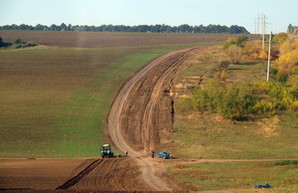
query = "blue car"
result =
(156, 151, 173, 159)
(254, 183, 272, 189)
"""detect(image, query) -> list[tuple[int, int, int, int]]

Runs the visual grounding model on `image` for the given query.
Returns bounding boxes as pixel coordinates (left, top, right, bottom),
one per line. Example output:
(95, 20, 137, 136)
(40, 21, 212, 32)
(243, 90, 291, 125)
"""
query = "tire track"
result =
(70, 158, 142, 191)
(56, 159, 102, 190)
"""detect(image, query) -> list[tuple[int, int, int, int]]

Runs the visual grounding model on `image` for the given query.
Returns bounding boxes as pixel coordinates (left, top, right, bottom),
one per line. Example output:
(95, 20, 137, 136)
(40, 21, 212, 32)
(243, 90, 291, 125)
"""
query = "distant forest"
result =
(0, 23, 249, 34)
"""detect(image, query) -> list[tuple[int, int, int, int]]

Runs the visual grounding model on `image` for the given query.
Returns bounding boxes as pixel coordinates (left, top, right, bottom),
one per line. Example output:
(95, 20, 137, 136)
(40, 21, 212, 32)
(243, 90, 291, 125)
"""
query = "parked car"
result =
(156, 151, 173, 159)
(254, 183, 272, 189)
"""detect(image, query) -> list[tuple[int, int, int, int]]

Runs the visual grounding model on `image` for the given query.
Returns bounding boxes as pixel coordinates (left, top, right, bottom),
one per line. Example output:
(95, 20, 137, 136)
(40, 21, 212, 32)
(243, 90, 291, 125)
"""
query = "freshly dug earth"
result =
(0, 157, 145, 192)
(0, 158, 91, 190)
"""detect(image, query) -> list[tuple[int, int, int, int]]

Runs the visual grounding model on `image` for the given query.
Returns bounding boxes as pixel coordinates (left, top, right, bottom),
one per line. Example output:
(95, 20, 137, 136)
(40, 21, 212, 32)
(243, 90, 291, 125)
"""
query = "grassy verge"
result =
(167, 160, 298, 192)
(173, 112, 298, 159)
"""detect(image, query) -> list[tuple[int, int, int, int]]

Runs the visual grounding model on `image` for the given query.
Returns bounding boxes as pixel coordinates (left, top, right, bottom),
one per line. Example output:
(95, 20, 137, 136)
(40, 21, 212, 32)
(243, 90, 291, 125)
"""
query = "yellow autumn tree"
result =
(279, 38, 298, 55)
(244, 40, 268, 60)
(276, 49, 298, 74)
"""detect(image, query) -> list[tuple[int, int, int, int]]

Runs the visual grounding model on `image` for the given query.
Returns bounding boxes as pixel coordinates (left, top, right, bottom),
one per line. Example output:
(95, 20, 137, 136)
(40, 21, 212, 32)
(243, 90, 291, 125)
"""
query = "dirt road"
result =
(108, 47, 198, 191)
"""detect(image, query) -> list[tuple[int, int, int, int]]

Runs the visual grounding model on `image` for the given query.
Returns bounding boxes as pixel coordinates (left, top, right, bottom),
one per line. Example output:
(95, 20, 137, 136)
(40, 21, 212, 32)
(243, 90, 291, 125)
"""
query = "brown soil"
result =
(0, 157, 150, 192)
(0, 30, 258, 48)
(0, 158, 91, 190)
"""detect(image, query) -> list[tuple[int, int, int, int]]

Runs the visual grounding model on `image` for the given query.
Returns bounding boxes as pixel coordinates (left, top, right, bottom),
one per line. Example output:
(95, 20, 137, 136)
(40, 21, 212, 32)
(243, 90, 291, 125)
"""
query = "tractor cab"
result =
(100, 144, 114, 158)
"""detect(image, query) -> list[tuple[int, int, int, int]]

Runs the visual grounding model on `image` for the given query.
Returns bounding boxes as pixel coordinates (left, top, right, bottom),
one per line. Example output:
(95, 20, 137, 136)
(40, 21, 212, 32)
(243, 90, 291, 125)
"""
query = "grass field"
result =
(171, 45, 298, 159)
(0, 31, 237, 157)
(167, 160, 298, 192)
(0, 46, 185, 157)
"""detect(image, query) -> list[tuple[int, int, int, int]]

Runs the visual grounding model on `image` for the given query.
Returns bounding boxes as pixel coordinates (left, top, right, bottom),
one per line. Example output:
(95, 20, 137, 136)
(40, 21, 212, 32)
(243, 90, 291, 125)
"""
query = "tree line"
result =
(287, 24, 298, 34)
(0, 23, 249, 34)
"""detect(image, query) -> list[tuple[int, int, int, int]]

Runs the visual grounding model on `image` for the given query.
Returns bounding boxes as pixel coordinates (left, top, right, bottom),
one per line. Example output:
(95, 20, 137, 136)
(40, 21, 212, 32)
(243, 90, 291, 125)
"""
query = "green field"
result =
(167, 160, 298, 192)
(0, 45, 186, 157)
(2, 30, 228, 158)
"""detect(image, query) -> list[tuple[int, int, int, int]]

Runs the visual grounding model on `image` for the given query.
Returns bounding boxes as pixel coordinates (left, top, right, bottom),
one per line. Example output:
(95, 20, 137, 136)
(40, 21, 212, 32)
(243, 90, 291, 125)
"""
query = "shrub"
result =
(218, 59, 230, 69)
(0, 36, 3, 47)
(192, 80, 255, 120)
(275, 49, 298, 74)
(226, 45, 242, 64)
(252, 100, 277, 117)
(192, 80, 297, 119)
(197, 54, 213, 64)
(254, 81, 297, 112)
(272, 33, 289, 45)
(13, 38, 22, 45)
(275, 160, 298, 166)
(279, 38, 298, 55)
(175, 97, 193, 113)
(215, 70, 228, 81)
(223, 35, 248, 50)
(276, 72, 289, 82)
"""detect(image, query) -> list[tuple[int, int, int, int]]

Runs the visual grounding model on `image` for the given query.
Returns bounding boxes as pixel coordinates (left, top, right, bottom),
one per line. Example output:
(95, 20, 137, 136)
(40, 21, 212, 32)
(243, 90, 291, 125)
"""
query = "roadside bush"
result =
(226, 45, 242, 64)
(276, 72, 289, 83)
(197, 53, 213, 64)
(253, 81, 297, 114)
(192, 80, 297, 119)
(175, 97, 193, 113)
(275, 49, 298, 74)
(223, 35, 248, 50)
(252, 100, 277, 117)
(268, 82, 295, 109)
(215, 70, 229, 81)
(218, 59, 230, 69)
(279, 38, 298, 55)
(192, 80, 255, 120)
(0, 36, 3, 47)
(243, 41, 260, 59)
(12, 38, 37, 49)
(272, 32, 289, 45)
(223, 36, 248, 64)
(13, 38, 22, 46)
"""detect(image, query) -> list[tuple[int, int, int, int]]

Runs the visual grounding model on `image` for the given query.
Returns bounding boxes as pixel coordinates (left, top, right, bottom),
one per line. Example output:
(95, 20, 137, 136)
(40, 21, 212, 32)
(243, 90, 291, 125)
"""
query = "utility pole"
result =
(255, 17, 257, 34)
(262, 14, 266, 50)
(257, 14, 260, 34)
(255, 13, 270, 49)
(267, 32, 272, 82)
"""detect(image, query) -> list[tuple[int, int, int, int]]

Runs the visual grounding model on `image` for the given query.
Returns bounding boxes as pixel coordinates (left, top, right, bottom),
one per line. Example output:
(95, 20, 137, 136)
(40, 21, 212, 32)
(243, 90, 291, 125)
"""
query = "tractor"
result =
(100, 144, 114, 158)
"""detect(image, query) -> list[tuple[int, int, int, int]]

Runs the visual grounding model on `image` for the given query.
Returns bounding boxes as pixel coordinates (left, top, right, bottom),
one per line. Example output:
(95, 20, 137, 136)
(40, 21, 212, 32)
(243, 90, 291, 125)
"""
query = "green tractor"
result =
(100, 144, 114, 158)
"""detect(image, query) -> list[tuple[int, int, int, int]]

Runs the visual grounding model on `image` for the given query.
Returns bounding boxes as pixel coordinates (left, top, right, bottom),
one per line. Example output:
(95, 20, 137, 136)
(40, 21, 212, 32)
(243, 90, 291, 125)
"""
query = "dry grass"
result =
(167, 161, 298, 192)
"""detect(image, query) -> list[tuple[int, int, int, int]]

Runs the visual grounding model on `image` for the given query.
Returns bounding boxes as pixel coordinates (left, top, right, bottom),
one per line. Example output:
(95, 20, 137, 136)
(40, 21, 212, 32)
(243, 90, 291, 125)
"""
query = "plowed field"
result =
(0, 30, 256, 48)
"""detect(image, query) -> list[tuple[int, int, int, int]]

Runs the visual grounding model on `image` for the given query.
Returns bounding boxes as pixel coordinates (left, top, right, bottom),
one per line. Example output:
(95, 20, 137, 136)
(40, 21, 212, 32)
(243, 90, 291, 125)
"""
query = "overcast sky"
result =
(0, 0, 297, 33)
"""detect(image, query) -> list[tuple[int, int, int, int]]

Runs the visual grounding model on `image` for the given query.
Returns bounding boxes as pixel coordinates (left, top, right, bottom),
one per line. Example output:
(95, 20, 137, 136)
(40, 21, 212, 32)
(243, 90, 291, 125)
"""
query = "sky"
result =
(0, 0, 297, 33)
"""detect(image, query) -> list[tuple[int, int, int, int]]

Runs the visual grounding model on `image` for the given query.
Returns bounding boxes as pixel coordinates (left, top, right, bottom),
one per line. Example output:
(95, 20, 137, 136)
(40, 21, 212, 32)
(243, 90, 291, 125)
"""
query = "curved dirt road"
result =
(108, 47, 197, 191)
